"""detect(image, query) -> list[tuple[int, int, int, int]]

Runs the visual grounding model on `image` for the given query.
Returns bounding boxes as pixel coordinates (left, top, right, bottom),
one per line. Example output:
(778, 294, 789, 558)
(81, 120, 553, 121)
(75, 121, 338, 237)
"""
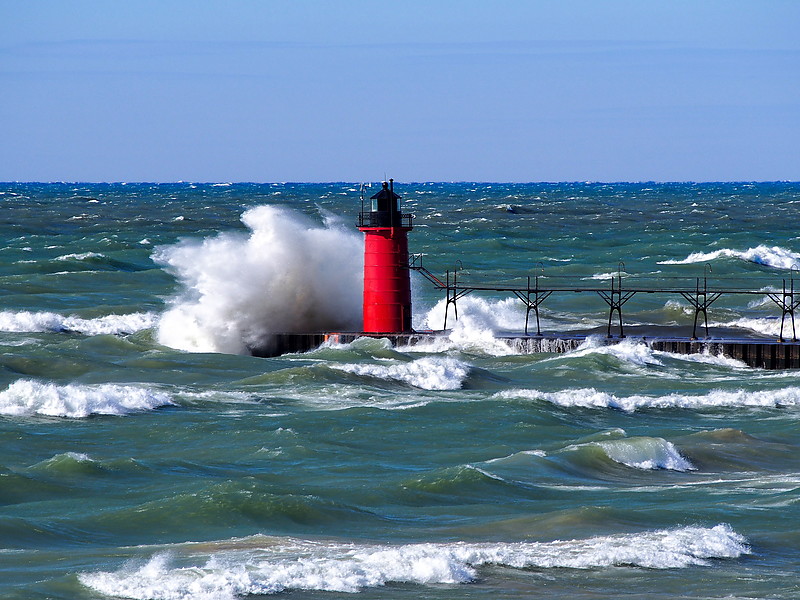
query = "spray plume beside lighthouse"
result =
(358, 179, 414, 333)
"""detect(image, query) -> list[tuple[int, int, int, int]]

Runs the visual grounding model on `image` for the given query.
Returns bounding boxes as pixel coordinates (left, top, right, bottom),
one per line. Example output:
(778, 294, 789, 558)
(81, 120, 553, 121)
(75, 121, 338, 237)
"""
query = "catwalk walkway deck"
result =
(260, 264, 800, 369)
(408, 259, 800, 341)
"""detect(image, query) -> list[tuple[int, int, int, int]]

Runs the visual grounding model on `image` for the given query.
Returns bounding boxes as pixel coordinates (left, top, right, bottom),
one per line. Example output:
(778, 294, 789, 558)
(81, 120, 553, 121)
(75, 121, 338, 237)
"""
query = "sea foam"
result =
(561, 337, 747, 369)
(0, 310, 157, 335)
(55, 251, 105, 262)
(721, 316, 785, 338)
(659, 245, 800, 270)
(154, 206, 363, 355)
(79, 525, 749, 599)
(414, 296, 529, 356)
(497, 386, 800, 412)
(563, 337, 665, 366)
(0, 380, 175, 418)
(423, 296, 526, 333)
(331, 356, 471, 390)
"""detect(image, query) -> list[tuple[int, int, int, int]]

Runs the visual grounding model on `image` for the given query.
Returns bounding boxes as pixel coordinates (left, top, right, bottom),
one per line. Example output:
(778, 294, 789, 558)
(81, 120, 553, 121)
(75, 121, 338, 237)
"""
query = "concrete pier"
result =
(262, 329, 800, 369)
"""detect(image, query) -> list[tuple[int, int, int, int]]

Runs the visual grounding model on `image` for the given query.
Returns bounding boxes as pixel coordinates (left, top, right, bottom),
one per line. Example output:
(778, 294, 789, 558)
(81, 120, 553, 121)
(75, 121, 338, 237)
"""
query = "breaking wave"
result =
(564, 337, 666, 366)
(422, 296, 525, 333)
(592, 437, 696, 471)
(79, 525, 748, 598)
(331, 356, 471, 390)
(496, 386, 800, 412)
(659, 245, 800, 270)
(55, 251, 105, 262)
(0, 380, 175, 418)
(154, 206, 363, 355)
(415, 297, 528, 356)
(562, 337, 747, 368)
(721, 316, 786, 338)
(0, 310, 157, 335)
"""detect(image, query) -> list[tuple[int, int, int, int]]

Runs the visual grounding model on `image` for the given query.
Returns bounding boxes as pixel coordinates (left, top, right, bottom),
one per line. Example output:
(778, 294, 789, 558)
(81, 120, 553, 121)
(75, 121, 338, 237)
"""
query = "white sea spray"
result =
(423, 296, 525, 333)
(154, 206, 363, 355)
(331, 356, 470, 390)
(564, 337, 665, 366)
(659, 245, 800, 270)
(78, 525, 749, 598)
(497, 386, 800, 412)
(560, 337, 748, 369)
(415, 296, 529, 356)
(719, 316, 785, 338)
(0, 380, 175, 418)
(55, 251, 105, 261)
(0, 310, 158, 335)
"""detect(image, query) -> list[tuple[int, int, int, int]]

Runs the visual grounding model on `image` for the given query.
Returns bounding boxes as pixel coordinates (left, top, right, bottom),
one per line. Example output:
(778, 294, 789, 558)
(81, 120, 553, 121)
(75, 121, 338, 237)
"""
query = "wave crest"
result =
(332, 356, 470, 390)
(594, 437, 696, 471)
(497, 386, 800, 412)
(79, 525, 749, 598)
(0, 310, 157, 335)
(659, 245, 800, 270)
(0, 380, 175, 418)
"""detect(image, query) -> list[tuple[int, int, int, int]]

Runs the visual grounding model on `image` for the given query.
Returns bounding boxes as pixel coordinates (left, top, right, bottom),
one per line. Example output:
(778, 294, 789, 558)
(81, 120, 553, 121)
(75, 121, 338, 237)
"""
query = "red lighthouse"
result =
(358, 179, 413, 333)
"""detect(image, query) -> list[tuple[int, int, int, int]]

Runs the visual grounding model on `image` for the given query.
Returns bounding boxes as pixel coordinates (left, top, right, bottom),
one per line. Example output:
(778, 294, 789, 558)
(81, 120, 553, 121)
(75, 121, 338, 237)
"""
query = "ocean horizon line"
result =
(2, 179, 799, 186)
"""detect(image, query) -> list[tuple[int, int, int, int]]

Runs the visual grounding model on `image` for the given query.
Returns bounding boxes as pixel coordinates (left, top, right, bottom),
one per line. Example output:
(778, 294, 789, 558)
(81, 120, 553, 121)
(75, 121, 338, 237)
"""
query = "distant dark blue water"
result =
(1, 182, 800, 599)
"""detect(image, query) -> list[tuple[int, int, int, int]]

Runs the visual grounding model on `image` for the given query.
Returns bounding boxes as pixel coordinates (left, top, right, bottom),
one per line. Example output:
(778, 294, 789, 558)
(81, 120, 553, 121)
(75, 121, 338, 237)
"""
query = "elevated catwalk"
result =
(257, 181, 800, 370)
(265, 328, 800, 370)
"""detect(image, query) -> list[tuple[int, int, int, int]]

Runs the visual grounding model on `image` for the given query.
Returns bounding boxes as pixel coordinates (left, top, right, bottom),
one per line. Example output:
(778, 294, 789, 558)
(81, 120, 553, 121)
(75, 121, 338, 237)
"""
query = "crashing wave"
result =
(154, 206, 363, 355)
(79, 525, 748, 598)
(0, 310, 157, 335)
(331, 356, 471, 390)
(0, 380, 175, 418)
(659, 245, 800, 270)
(496, 386, 800, 412)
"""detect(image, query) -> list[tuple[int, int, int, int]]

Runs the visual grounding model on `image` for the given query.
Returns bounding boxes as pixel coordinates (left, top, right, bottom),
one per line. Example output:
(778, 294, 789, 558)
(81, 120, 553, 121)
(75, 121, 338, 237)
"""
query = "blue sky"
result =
(1, 0, 798, 182)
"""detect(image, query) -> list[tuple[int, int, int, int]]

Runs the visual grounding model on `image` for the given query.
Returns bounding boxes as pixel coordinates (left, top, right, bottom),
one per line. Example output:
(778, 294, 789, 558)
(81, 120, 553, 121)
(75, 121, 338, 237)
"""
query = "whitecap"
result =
(63, 451, 93, 462)
(720, 316, 785, 338)
(496, 386, 800, 412)
(564, 337, 664, 366)
(331, 356, 470, 390)
(78, 525, 749, 598)
(414, 296, 530, 356)
(585, 272, 617, 281)
(658, 245, 800, 270)
(674, 351, 748, 369)
(0, 310, 158, 335)
(560, 337, 748, 369)
(55, 252, 104, 261)
(0, 380, 175, 418)
(30, 452, 95, 469)
(422, 296, 526, 334)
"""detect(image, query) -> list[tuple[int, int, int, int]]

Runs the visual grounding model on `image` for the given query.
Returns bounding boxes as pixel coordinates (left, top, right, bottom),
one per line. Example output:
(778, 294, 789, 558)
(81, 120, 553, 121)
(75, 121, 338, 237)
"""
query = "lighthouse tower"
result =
(358, 179, 413, 333)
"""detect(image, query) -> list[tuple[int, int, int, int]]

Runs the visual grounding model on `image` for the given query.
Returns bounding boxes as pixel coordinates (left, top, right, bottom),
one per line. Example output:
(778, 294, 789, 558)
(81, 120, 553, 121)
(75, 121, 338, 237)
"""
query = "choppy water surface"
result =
(1, 182, 800, 599)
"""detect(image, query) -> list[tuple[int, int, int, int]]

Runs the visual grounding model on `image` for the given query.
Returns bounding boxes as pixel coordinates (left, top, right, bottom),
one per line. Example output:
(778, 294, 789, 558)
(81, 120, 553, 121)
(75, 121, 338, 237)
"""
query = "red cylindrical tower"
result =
(358, 179, 413, 333)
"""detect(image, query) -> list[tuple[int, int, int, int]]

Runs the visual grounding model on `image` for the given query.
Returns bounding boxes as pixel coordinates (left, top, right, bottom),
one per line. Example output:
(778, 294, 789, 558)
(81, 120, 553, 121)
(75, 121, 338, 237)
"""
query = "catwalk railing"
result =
(408, 255, 800, 342)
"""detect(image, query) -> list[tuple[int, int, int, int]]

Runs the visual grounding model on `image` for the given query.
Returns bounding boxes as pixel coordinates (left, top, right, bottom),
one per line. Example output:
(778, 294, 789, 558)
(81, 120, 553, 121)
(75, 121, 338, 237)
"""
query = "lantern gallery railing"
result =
(357, 211, 413, 229)
(409, 255, 800, 342)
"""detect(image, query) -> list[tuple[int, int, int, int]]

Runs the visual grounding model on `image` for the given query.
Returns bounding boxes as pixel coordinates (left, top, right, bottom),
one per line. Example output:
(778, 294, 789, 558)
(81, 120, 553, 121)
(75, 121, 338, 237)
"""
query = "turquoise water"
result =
(1, 182, 800, 599)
